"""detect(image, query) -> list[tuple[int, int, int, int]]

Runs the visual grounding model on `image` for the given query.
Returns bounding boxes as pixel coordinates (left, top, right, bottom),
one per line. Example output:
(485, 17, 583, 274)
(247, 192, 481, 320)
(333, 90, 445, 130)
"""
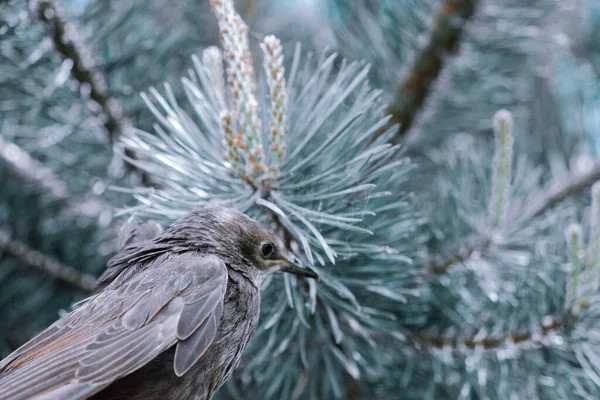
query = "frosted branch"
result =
(565, 223, 584, 309)
(411, 316, 562, 350)
(428, 159, 600, 275)
(33, 0, 151, 184)
(587, 182, 600, 295)
(0, 135, 68, 201)
(427, 235, 491, 275)
(0, 136, 114, 221)
(382, 0, 479, 143)
(34, 0, 126, 144)
(523, 159, 600, 221)
(0, 228, 96, 292)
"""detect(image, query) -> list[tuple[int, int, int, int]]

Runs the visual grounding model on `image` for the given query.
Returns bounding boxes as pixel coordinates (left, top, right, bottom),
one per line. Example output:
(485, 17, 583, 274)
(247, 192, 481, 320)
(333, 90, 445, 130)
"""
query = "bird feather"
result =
(0, 252, 228, 400)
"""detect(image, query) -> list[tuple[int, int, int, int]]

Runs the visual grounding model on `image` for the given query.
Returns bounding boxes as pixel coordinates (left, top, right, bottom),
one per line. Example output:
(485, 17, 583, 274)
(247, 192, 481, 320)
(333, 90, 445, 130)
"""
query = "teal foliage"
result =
(1, 0, 600, 398)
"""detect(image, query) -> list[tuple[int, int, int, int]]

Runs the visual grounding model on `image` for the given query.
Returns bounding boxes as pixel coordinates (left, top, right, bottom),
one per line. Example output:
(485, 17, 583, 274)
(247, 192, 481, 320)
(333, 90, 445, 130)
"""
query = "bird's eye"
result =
(261, 242, 275, 258)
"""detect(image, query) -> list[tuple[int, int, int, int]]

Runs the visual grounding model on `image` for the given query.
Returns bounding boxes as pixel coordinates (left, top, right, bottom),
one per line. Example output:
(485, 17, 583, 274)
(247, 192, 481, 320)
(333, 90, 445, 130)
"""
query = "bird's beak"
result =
(277, 254, 319, 280)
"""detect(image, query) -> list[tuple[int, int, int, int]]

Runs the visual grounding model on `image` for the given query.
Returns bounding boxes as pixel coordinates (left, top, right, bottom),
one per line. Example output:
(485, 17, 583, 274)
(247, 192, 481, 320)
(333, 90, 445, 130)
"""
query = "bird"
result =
(0, 206, 318, 400)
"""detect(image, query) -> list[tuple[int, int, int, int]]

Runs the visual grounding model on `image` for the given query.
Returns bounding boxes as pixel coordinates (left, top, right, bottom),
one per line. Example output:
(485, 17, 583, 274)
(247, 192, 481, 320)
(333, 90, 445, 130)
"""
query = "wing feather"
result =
(177, 290, 224, 340)
(77, 332, 162, 383)
(174, 301, 224, 377)
(117, 217, 164, 250)
(0, 252, 228, 400)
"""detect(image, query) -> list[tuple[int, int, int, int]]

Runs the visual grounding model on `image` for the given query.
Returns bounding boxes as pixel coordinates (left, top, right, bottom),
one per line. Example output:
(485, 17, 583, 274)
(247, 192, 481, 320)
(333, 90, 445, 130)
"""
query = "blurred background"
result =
(2, 0, 600, 398)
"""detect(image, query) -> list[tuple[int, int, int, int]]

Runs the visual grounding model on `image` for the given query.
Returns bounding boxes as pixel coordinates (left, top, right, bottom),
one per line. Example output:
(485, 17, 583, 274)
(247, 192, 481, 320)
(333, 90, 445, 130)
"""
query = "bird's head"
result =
(172, 207, 318, 284)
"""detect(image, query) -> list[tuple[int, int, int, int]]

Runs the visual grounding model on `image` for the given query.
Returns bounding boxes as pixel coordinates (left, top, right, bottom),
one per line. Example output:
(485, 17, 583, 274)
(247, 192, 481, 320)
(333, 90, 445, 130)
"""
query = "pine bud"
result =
(489, 109, 514, 231)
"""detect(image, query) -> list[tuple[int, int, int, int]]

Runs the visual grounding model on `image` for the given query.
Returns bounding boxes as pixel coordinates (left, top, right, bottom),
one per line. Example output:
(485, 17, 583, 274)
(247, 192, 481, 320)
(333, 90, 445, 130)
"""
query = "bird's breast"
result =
(181, 277, 261, 400)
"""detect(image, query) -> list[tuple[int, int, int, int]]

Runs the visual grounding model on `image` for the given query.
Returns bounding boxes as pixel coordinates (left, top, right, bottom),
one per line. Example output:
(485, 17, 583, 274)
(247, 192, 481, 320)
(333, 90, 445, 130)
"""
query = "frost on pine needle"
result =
(587, 181, 600, 295)
(562, 182, 600, 314)
(202, 46, 227, 110)
(489, 109, 513, 231)
(565, 223, 584, 311)
(118, 0, 424, 394)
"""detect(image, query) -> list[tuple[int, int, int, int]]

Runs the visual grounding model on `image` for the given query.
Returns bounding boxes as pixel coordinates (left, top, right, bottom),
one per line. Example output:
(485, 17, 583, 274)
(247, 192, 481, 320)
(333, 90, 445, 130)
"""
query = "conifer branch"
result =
(427, 159, 600, 275)
(33, 0, 149, 183)
(0, 228, 96, 292)
(523, 159, 600, 220)
(410, 317, 563, 350)
(586, 182, 600, 295)
(0, 136, 113, 219)
(0, 135, 68, 201)
(565, 224, 584, 309)
(426, 235, 491, 275)
(34, 0, 125, 144)
(382, 0, 478, 142)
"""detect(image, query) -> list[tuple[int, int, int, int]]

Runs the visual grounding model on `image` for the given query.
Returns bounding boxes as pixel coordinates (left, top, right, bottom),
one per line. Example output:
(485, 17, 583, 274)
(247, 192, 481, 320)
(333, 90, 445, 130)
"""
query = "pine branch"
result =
(121, 4, 419, 392)
(33, 0, 149, 183)
(0, 135, 68, 201)
(0, 135, 112, 219)
(521, 159, 600, 220)
(35, 0, 125, 144)
(410, 316, 563, 350)
(427, 235, 491, 275)
(382, 0, 478, 143)
(426, 160, 600, 275)
(0, 228, 96, 292)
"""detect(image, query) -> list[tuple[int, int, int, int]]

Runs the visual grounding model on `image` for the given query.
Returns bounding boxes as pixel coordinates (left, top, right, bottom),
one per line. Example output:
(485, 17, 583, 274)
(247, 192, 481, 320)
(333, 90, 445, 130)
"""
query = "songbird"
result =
(0, 206, 317, 400)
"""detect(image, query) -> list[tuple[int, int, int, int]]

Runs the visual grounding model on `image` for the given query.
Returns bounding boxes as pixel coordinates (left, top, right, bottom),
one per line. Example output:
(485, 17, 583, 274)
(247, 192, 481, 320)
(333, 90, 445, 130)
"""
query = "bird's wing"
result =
(0, 252, 228, 400)
(116, 216, 164, 250)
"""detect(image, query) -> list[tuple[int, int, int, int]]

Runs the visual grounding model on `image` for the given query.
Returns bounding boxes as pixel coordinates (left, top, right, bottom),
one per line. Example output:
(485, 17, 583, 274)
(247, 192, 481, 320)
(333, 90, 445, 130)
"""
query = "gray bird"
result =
(0, 206, 317, 400)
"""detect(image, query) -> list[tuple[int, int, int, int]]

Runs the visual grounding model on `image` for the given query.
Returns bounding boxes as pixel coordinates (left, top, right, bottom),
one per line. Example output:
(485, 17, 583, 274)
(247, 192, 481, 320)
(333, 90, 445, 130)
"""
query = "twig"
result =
(426, 160, 600, 275)
(381, 0, 478, 143)
(410, 316, 563, 350)
(519, 159, 600, 220)
(35, 0, 125, 144)
(0, 228, 96, 292)
(0, 135, 68, 201)
(0, 136, 113, 220)
(0, 137, 113, 291)
(33, 0, 150, 183)
(427, 235, 491, 275)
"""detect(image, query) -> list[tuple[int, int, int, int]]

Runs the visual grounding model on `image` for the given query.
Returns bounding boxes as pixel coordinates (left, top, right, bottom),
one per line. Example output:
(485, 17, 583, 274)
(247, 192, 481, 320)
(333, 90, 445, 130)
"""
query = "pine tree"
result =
(1, 0, 600, 398)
